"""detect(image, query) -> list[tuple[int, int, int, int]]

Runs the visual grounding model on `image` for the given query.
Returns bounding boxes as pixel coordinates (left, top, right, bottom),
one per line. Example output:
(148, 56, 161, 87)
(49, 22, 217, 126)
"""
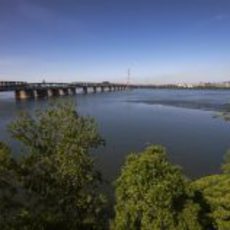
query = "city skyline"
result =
(0, 0, 230, 84)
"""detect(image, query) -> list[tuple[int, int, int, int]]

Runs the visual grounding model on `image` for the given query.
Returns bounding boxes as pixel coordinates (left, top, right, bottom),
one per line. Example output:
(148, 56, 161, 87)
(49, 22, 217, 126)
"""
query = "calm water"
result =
(0, 89, 230, 181)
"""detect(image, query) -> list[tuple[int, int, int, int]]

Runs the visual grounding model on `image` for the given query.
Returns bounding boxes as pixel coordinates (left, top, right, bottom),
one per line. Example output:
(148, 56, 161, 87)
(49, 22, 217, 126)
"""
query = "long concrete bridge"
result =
(0, 81, 128, 100)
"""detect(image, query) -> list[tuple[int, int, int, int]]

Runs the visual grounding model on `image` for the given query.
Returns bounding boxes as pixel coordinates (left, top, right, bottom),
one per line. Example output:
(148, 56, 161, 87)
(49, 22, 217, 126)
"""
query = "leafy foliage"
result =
(0, 142, 22, 230)
(0, 103, 106, 230)
(192, 174, 230, 230)
(112, 145, 208, 230)
(1, 102, 229, 230)
(222, 150, 230, 174)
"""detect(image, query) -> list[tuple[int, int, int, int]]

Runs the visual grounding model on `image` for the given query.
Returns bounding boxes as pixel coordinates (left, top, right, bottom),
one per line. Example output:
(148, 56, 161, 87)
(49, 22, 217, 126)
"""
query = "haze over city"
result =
(0, 0, 230, 84)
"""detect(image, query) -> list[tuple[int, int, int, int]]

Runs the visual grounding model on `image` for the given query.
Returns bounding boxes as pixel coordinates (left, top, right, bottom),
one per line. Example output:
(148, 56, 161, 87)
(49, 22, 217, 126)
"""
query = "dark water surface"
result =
(0, 89, 230, 181)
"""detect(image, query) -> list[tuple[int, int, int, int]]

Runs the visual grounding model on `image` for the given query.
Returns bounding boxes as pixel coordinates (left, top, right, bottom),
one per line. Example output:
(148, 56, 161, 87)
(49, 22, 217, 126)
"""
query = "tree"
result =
(0, 142, 22, 230)
(112, 145, 208, 230)
(193, 175, 230, 230)
(192, 150, 230, 230)
(222, 150, 230, 174)
(0, 102, 106, 230)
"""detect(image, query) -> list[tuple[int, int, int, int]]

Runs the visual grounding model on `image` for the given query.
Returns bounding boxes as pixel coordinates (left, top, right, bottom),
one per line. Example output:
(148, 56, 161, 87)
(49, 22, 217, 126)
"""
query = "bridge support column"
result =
(101, 86, 104, 92)
(93, 86, 97, 93)
(33, 89, 38, 98)
(59, 88, 68, 96)
(47, 89, 53, 97)
(59, 89, 64, 96)
(76, 87, 83, 94)
(33, 89, 47, 98)
(68, 88, 76, 95)
(15, 89, 33, 100)
(52, 89, 60, 96)
(83, 86, 88, 94)
(64, 88, 68, 95)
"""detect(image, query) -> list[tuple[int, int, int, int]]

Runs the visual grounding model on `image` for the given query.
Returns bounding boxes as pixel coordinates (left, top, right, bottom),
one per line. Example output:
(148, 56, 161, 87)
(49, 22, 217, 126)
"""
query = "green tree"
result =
(0, 142, 23, 229)
(193, 175, 230, 230)
(192, 150, 230, 230)
(112, 145, 208, 230)
(0, 103, 106, 230)
(222, 150, 230, 174)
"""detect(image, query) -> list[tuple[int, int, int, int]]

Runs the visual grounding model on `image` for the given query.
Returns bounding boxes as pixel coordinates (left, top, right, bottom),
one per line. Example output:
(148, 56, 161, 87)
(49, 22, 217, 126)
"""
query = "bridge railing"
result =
(27, 83, 70, 89)
(0, 81, 28, 91)
(0, 81, 27, 86)
(71, 82, 127, 87)
(0, 81, 128, 92)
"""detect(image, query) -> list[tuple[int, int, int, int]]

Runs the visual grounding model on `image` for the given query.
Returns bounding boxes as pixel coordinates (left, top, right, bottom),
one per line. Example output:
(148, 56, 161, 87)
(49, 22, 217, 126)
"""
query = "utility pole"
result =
(127, 68, 130, 89)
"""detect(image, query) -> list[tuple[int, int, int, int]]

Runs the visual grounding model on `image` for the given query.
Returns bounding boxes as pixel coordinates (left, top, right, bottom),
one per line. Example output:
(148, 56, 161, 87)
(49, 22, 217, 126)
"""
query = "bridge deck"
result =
(0, 81, 128, 92)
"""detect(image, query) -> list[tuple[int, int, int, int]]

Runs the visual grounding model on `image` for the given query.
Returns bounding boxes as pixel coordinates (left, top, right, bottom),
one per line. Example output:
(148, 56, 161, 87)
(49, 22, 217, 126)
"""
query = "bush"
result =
(112, 145, 208, 230)
(0, 103, 106, 230)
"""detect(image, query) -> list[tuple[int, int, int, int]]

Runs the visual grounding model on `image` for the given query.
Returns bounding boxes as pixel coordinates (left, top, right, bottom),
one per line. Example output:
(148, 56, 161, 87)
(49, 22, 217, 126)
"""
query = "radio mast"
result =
(127, 68, 130, 89)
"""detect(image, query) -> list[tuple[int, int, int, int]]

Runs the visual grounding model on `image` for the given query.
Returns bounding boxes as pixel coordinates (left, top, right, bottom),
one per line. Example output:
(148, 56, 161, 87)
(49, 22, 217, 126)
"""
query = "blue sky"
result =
(0, 0, 230, 84)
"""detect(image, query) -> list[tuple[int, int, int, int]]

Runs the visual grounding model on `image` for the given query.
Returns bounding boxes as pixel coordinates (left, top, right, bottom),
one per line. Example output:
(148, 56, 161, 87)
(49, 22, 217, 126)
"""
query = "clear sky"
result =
(0, 0, 230, 84)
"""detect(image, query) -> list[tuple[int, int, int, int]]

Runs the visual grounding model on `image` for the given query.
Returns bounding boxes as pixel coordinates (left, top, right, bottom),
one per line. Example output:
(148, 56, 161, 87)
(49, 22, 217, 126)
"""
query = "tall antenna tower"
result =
(127, 68, 131, 89)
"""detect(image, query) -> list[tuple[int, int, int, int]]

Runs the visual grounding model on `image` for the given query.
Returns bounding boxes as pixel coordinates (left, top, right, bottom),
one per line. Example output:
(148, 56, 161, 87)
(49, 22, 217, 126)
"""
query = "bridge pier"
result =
(58, 89, 64, 96)
(87, 87, 94, 93)
(76, 87, 83, 94)
(33, 89, 48, 98)
(15, 89, 33, 100)
(68, 88, 76, 95)
(83, 86, 88, 94)
(47, 89, 53, 97)
(33, 89, 38, 98)
(59, 88, 68, 96)
(51, 88, 59, 97)
(10, 82, 129, 100)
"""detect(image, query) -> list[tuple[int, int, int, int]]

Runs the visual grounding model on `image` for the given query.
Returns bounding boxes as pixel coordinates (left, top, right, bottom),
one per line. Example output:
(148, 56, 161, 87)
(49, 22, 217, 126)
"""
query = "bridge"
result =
(0, 81, 128, 100)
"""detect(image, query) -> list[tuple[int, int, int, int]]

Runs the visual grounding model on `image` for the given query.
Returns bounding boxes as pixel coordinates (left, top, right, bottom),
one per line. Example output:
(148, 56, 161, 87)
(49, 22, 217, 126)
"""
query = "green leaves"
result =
(222, 150, 230, 174)
(112, 145, 205, 230)
(193, 174, 230, 230)
(1, 102, 230, 229)
(9, 102, 104, 156)
(1, 102, 106, 230)
(192, 149, 230, 230)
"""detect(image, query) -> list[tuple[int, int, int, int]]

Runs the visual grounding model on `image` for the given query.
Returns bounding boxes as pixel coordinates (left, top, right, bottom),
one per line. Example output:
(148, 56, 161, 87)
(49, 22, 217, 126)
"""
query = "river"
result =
(0, 89, 230, 181)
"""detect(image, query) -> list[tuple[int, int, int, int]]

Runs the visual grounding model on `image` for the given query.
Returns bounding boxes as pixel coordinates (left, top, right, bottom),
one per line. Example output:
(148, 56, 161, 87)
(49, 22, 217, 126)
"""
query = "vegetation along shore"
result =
(0, 103, 229, 230)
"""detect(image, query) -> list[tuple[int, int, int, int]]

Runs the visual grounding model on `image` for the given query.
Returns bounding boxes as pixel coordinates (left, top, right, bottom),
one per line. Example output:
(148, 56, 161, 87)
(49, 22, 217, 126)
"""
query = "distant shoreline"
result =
(132, 86, 230, 90)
